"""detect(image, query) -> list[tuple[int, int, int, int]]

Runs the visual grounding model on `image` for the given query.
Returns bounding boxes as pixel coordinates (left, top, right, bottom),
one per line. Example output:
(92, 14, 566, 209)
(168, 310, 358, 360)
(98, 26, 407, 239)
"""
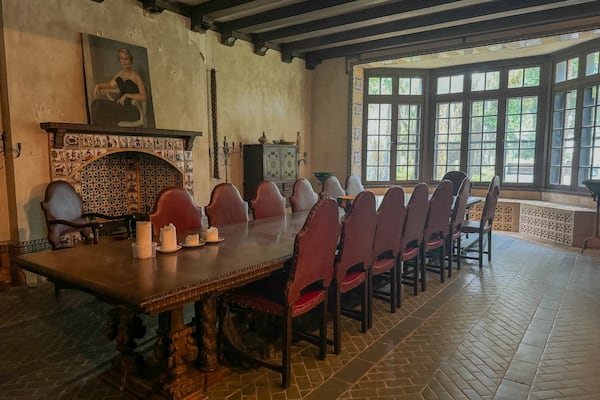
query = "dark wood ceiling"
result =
(136, 0, 600, 69)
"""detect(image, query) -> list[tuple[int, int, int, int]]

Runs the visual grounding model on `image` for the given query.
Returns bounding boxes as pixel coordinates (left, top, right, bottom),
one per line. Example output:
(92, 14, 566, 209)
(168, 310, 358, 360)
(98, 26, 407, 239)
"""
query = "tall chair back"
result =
(332, 190, 377, 354)
(345, 175, 364, 196)
(370, 186, 406, 318)
(320, 175, 345, 200)
(488, 175, 500, 195)
(251, 180, 285, 219)
(421, 180, 454, 287)
(149, 186, 202, 242)
(205, 183, 249, 227)
(399, 183, 429, 297)
(442, 170, 468, 196)
(290, 177, 318, 212)
(448, 178, 471, 271)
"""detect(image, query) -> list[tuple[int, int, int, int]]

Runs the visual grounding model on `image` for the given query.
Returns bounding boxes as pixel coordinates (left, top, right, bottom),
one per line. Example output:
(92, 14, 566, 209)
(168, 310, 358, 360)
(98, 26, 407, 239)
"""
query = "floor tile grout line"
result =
(305, 260, 483, 399)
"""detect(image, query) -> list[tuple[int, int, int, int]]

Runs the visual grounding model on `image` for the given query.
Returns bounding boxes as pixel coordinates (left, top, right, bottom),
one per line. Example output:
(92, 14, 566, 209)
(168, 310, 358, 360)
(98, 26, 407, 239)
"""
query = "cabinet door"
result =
(264, 147, 281, 180)
(281, 147, 297, 180)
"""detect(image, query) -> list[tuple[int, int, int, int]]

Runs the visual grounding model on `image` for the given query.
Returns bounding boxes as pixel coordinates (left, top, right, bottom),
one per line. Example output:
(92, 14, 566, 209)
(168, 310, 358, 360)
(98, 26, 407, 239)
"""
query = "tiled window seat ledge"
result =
(469, 198, 595, 247)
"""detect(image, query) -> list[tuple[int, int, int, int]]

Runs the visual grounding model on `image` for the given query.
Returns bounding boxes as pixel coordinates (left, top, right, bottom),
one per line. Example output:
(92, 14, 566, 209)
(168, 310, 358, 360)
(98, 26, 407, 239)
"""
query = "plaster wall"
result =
(0, 0, 314, 243)
(205, 31, 312, 189)
(310, 58, 349, 185)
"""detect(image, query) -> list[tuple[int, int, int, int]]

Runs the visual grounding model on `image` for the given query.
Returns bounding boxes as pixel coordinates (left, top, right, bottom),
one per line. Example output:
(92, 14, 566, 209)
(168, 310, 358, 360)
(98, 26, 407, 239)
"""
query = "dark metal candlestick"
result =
(209, 136, 241, 183)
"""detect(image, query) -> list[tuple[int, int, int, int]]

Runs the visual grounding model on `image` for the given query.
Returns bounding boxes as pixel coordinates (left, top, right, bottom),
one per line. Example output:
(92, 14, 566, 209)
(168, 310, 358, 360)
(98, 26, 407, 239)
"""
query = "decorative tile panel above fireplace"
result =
(41, 122, 202, 216)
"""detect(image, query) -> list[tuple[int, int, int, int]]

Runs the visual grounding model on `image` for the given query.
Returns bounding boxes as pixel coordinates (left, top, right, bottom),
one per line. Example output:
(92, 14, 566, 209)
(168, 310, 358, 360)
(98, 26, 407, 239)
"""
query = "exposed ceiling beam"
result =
(216, 0, 393, 33)
(283, 0, 591, 54)
(138, 0, 192, 15)
(254, 0, 486, 44)
(302, 2, 600, 67)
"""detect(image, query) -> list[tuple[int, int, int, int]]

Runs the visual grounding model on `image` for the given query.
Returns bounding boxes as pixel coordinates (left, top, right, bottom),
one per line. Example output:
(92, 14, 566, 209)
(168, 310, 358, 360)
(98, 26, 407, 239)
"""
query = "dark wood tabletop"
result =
(15, 210, 310, 315)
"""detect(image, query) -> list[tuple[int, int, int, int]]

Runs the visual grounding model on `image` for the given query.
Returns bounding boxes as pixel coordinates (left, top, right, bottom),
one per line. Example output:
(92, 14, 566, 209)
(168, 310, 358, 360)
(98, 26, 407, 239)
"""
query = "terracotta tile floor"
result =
(1, 232, 600, 400)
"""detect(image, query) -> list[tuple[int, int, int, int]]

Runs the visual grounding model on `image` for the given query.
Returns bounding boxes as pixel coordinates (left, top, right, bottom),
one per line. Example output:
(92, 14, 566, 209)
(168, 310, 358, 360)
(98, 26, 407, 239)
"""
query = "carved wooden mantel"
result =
(40, 122, 202, 151)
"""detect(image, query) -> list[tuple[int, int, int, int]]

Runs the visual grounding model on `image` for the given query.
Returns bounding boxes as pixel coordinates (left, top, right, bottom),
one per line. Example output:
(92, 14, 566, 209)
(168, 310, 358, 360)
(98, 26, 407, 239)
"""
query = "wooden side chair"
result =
(345, 175, 364, 196)
(205, 183, 249, 227)
(331, 190, 377, 354)
(460, 186, 500, 268)
(421, 180, 454, 288)
(250, 180, 286, 220)
(149, 186, 202, 242)
(447, 178, 471, 273)
(399, 183, 429, 298)
(320, 175, 345, 200)
(370, 186, 406, 325)
(225, 199, 341, 388)
(290, 178, 318, 212)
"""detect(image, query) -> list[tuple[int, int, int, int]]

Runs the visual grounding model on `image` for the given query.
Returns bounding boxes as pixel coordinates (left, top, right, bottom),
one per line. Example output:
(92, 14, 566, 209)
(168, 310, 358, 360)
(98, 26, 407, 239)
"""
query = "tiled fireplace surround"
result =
(43, 123, 199, 217)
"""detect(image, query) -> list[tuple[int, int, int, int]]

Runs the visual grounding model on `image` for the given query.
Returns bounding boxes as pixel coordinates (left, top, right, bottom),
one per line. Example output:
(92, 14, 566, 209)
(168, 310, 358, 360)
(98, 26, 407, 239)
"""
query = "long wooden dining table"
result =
(14, 193, 481, 399)
(15, 210, 310, 399)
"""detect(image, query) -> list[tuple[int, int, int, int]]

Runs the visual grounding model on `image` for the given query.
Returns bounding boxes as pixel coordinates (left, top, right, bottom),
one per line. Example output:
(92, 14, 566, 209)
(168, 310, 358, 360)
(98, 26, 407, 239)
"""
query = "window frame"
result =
(362, 69, 427, 185)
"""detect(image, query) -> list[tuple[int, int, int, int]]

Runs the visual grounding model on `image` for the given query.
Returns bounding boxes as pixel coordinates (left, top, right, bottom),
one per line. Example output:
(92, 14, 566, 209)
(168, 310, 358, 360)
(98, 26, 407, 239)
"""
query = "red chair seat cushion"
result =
(371, 257, 395, 275)
(424, 237, 445, 251)
(228, 270, 327, 318)
(339, 270, 366, 293)
(399, 245, 419, 261)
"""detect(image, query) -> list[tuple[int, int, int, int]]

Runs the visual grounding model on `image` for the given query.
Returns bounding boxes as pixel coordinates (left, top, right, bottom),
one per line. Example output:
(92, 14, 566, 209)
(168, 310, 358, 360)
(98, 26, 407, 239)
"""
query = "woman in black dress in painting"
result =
(91, 48, 147, 126)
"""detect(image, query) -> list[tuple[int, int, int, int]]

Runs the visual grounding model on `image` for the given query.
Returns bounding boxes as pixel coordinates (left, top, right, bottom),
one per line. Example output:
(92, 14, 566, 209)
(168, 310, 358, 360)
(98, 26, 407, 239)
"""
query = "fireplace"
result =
(42, 122, 201, 216)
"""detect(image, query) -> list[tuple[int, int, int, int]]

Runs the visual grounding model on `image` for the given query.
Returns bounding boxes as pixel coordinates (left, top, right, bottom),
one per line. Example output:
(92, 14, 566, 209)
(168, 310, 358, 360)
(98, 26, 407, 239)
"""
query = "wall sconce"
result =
(1, 132, 21, 158)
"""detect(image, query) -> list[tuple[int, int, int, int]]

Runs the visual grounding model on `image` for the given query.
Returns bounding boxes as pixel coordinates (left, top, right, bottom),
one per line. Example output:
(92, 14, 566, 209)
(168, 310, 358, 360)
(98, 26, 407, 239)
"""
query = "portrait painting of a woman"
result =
(82, 34, 155, 128)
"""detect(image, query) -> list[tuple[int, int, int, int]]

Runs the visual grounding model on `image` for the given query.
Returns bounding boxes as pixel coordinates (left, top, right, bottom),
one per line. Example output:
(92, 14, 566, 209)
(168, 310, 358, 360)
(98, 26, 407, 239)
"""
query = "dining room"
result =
(2, 1, 600, 399)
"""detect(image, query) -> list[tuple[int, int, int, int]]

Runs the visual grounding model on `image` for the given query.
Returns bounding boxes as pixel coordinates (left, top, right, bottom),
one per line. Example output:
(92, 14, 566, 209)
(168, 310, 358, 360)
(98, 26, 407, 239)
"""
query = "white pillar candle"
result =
(160, 223, 178, 251)
(206, 226, 219, 242)
(136, 221, 152, 247)
(135, 221, 153, 259)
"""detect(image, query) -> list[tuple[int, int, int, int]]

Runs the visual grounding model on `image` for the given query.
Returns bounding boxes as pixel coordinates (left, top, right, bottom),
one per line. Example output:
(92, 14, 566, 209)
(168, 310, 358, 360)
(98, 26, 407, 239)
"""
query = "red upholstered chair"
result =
(226, 199, 341, 388)
(344, 175, 364, 196)
(320, 175, 345, 200)
(331, 190, 377, 354)
(205, 183, 249, 227)
(399, 183, 429, 298)
(149, 186, 202, 242)
(460, 182, 500, 268)
(370, 186, 406, 325)
(447, 178, 471, 273)
(250, 180, 286, 220)
(421, 180, 453, 289)
(290, 178, 318, 212)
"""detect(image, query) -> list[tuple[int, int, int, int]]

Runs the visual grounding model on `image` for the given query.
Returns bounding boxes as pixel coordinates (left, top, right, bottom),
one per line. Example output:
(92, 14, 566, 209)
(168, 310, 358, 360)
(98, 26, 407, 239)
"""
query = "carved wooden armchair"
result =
(41, 180, 133, 250)
(41, 180, 134, 294)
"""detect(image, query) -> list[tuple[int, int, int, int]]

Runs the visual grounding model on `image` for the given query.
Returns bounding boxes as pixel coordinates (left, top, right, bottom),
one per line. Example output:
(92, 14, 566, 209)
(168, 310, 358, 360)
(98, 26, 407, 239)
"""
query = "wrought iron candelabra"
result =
(209, 136, 241, 183)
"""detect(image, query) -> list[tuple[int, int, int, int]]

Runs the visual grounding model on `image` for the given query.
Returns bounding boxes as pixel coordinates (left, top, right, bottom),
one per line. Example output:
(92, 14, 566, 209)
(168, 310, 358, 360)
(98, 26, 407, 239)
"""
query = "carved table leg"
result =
(160, 306, 202, 400)
(105, 305, 146, 391)
(194, 292, 219, 371)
